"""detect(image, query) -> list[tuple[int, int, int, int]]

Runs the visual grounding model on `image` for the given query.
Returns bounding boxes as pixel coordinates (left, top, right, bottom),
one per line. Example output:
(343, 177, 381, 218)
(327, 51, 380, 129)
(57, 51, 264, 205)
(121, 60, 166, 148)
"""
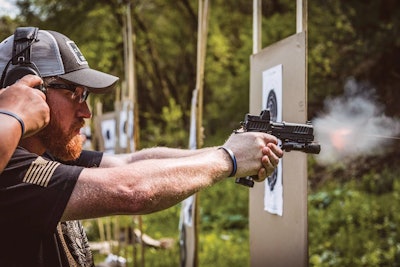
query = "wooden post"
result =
(195, 0, 209, 150)
(253, 0, 262, 54)
(123, 2, 143, 266)
(296, 0, 307, 34)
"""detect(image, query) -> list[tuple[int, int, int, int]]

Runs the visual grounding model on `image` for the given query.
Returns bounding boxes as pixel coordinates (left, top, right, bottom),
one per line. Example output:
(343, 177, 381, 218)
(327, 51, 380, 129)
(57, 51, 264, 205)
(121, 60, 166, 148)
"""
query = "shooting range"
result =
(6, 0, 400, 266)
(93, 1, 310, 266)
(249, 0, 309, 266)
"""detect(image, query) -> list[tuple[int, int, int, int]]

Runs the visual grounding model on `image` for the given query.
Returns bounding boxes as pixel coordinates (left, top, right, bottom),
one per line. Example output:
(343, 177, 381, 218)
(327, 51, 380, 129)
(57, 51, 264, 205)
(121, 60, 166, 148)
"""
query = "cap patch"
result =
(23, 156, 60, 187)
(66, 41, 87, 65)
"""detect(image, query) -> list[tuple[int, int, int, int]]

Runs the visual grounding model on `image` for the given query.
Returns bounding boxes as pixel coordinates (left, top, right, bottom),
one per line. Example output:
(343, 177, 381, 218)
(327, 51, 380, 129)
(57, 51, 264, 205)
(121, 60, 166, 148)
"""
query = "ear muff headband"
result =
(0, 27, 43, 89)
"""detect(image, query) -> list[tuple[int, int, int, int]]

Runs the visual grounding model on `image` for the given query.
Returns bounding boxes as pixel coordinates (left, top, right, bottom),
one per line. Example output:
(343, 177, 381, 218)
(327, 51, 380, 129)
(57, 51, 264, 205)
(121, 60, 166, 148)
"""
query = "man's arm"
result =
(99, 146, 217, 167)
(0, 75, 49, 172)
(62, 131, 283, 221)
(0, 116, 26, 172)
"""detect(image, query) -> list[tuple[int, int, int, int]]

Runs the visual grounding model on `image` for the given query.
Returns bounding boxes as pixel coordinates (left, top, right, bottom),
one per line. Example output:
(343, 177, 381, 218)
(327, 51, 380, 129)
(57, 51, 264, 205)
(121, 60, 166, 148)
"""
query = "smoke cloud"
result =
(313, 78, 400, 165)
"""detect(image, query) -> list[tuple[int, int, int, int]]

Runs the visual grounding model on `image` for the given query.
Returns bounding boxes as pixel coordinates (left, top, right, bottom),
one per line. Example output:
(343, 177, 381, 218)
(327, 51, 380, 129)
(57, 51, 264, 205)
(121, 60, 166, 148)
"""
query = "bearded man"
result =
(0, 27, 283, 267)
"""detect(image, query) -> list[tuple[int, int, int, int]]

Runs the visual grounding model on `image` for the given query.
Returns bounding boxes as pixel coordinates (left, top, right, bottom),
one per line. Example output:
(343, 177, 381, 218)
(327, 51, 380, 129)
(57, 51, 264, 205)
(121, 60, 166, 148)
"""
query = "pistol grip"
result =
(235, 176, 255, 187)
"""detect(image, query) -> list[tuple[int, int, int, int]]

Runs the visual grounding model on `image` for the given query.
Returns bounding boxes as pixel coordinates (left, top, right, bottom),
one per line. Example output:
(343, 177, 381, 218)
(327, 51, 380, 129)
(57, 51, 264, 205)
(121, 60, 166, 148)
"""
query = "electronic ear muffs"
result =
(0, 27, 45, 93)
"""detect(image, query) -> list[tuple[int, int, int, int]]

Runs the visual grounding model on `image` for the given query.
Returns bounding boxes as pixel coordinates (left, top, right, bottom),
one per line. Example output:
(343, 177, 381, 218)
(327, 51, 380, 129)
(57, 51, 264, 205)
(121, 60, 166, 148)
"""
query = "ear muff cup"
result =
(2, 64, 40, 87)
(0, 27, 45, 92)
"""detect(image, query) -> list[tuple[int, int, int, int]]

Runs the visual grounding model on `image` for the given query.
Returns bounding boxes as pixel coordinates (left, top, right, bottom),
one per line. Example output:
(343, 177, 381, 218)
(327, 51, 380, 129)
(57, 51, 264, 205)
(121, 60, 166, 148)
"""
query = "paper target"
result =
(262, 64, 283, 216)
(101, 117, 116, 154)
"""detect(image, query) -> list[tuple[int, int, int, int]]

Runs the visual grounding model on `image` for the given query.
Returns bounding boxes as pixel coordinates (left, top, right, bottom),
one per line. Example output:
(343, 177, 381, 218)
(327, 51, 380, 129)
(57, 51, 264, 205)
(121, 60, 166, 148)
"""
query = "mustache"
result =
(73, 119, 85, 131)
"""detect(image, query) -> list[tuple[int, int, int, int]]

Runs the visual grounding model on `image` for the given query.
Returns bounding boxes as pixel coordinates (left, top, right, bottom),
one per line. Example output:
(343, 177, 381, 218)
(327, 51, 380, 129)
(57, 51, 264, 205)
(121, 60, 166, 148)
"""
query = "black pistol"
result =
(235, 109, 320, 187)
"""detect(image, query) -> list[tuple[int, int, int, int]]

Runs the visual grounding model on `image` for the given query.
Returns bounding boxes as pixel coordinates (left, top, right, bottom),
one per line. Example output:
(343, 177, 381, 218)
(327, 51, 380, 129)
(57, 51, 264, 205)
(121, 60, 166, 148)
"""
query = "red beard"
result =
(38, 119, 85, 161)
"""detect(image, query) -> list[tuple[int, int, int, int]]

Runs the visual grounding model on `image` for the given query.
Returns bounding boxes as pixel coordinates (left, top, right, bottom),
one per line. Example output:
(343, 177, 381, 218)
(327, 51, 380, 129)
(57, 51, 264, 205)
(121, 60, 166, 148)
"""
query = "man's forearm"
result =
(101, 146, 217, 167)
(0, 116, 23, 173)
(63, 148, 231, 220)
(130, 147, 217, 160)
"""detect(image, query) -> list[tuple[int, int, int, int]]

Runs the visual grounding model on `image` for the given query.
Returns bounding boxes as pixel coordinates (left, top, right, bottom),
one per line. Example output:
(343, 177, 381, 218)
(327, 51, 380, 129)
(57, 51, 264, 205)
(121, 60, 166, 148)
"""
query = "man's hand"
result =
(0, 74, 50, 137)
(222, 132, 283, 181)
(256, 143, 282, 182)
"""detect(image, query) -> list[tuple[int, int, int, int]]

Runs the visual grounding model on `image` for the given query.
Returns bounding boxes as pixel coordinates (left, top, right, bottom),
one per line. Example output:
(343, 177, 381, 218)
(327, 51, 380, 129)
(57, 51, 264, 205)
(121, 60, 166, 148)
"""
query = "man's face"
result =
(38, 78, 91, 161)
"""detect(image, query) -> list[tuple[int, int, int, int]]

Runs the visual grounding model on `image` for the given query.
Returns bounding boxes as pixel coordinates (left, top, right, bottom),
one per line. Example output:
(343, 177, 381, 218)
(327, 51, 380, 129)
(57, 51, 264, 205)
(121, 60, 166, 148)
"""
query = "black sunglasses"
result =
(46, 83, 89, 103)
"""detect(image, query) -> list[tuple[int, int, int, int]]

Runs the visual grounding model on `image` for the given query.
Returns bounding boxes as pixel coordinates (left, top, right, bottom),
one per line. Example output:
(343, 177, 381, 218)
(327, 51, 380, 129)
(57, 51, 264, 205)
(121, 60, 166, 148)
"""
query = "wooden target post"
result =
(249, 1, 308, 266)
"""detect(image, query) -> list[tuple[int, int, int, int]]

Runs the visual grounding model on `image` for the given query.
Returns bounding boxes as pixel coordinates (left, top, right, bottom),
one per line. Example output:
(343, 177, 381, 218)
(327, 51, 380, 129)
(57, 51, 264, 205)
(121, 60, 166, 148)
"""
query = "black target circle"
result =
(266, 90, 277, 121)
(266, 89, 278, 191)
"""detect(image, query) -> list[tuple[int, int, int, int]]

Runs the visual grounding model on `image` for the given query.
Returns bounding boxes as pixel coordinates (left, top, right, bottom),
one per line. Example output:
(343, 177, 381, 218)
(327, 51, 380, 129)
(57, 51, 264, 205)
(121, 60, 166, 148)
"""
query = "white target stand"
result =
(248, 1, 308, 266)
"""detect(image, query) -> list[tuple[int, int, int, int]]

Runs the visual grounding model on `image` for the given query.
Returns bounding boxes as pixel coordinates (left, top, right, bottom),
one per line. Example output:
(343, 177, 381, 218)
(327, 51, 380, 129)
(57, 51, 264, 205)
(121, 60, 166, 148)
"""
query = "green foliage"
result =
(361, 168, 395, 195)
(0, 16, 23, 41)
(200, 179, 249, 230)
(309, 168, 400, 267)
(198, 229, 249, 267)
(262, 0, 296, 47)
(141, 97, 188, 147)
(308, 0, 400, 118)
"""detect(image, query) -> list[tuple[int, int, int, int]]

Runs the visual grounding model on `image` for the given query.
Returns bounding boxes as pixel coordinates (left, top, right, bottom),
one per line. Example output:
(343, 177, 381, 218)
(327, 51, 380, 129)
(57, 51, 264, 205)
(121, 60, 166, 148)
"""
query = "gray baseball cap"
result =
(0, 28, 119, 93)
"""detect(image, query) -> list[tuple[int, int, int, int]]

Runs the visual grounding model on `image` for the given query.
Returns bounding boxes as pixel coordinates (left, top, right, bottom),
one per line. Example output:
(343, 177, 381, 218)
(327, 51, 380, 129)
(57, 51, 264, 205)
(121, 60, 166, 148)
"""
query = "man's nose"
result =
(77, 101, 92, 119)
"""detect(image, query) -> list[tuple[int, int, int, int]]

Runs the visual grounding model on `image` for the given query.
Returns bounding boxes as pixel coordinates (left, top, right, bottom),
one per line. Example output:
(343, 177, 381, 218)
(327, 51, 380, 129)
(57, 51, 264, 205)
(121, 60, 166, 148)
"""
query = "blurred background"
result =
(2, 0, 400, 266)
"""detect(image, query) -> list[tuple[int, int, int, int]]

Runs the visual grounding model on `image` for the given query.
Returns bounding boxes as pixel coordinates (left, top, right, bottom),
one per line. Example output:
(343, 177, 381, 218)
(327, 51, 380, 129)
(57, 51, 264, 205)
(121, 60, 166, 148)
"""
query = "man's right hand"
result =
(222, 132, 283, 181)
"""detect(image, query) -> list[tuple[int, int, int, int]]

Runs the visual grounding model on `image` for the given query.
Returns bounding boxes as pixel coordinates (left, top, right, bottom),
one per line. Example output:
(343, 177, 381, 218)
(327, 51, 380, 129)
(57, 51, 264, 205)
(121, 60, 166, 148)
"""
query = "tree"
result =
(308, 0, 400, 119)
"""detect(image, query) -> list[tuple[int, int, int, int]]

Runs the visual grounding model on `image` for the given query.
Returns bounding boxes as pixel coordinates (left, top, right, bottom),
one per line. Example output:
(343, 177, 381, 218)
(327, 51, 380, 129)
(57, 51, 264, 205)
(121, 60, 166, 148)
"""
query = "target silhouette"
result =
(266, 90, 279, 191)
